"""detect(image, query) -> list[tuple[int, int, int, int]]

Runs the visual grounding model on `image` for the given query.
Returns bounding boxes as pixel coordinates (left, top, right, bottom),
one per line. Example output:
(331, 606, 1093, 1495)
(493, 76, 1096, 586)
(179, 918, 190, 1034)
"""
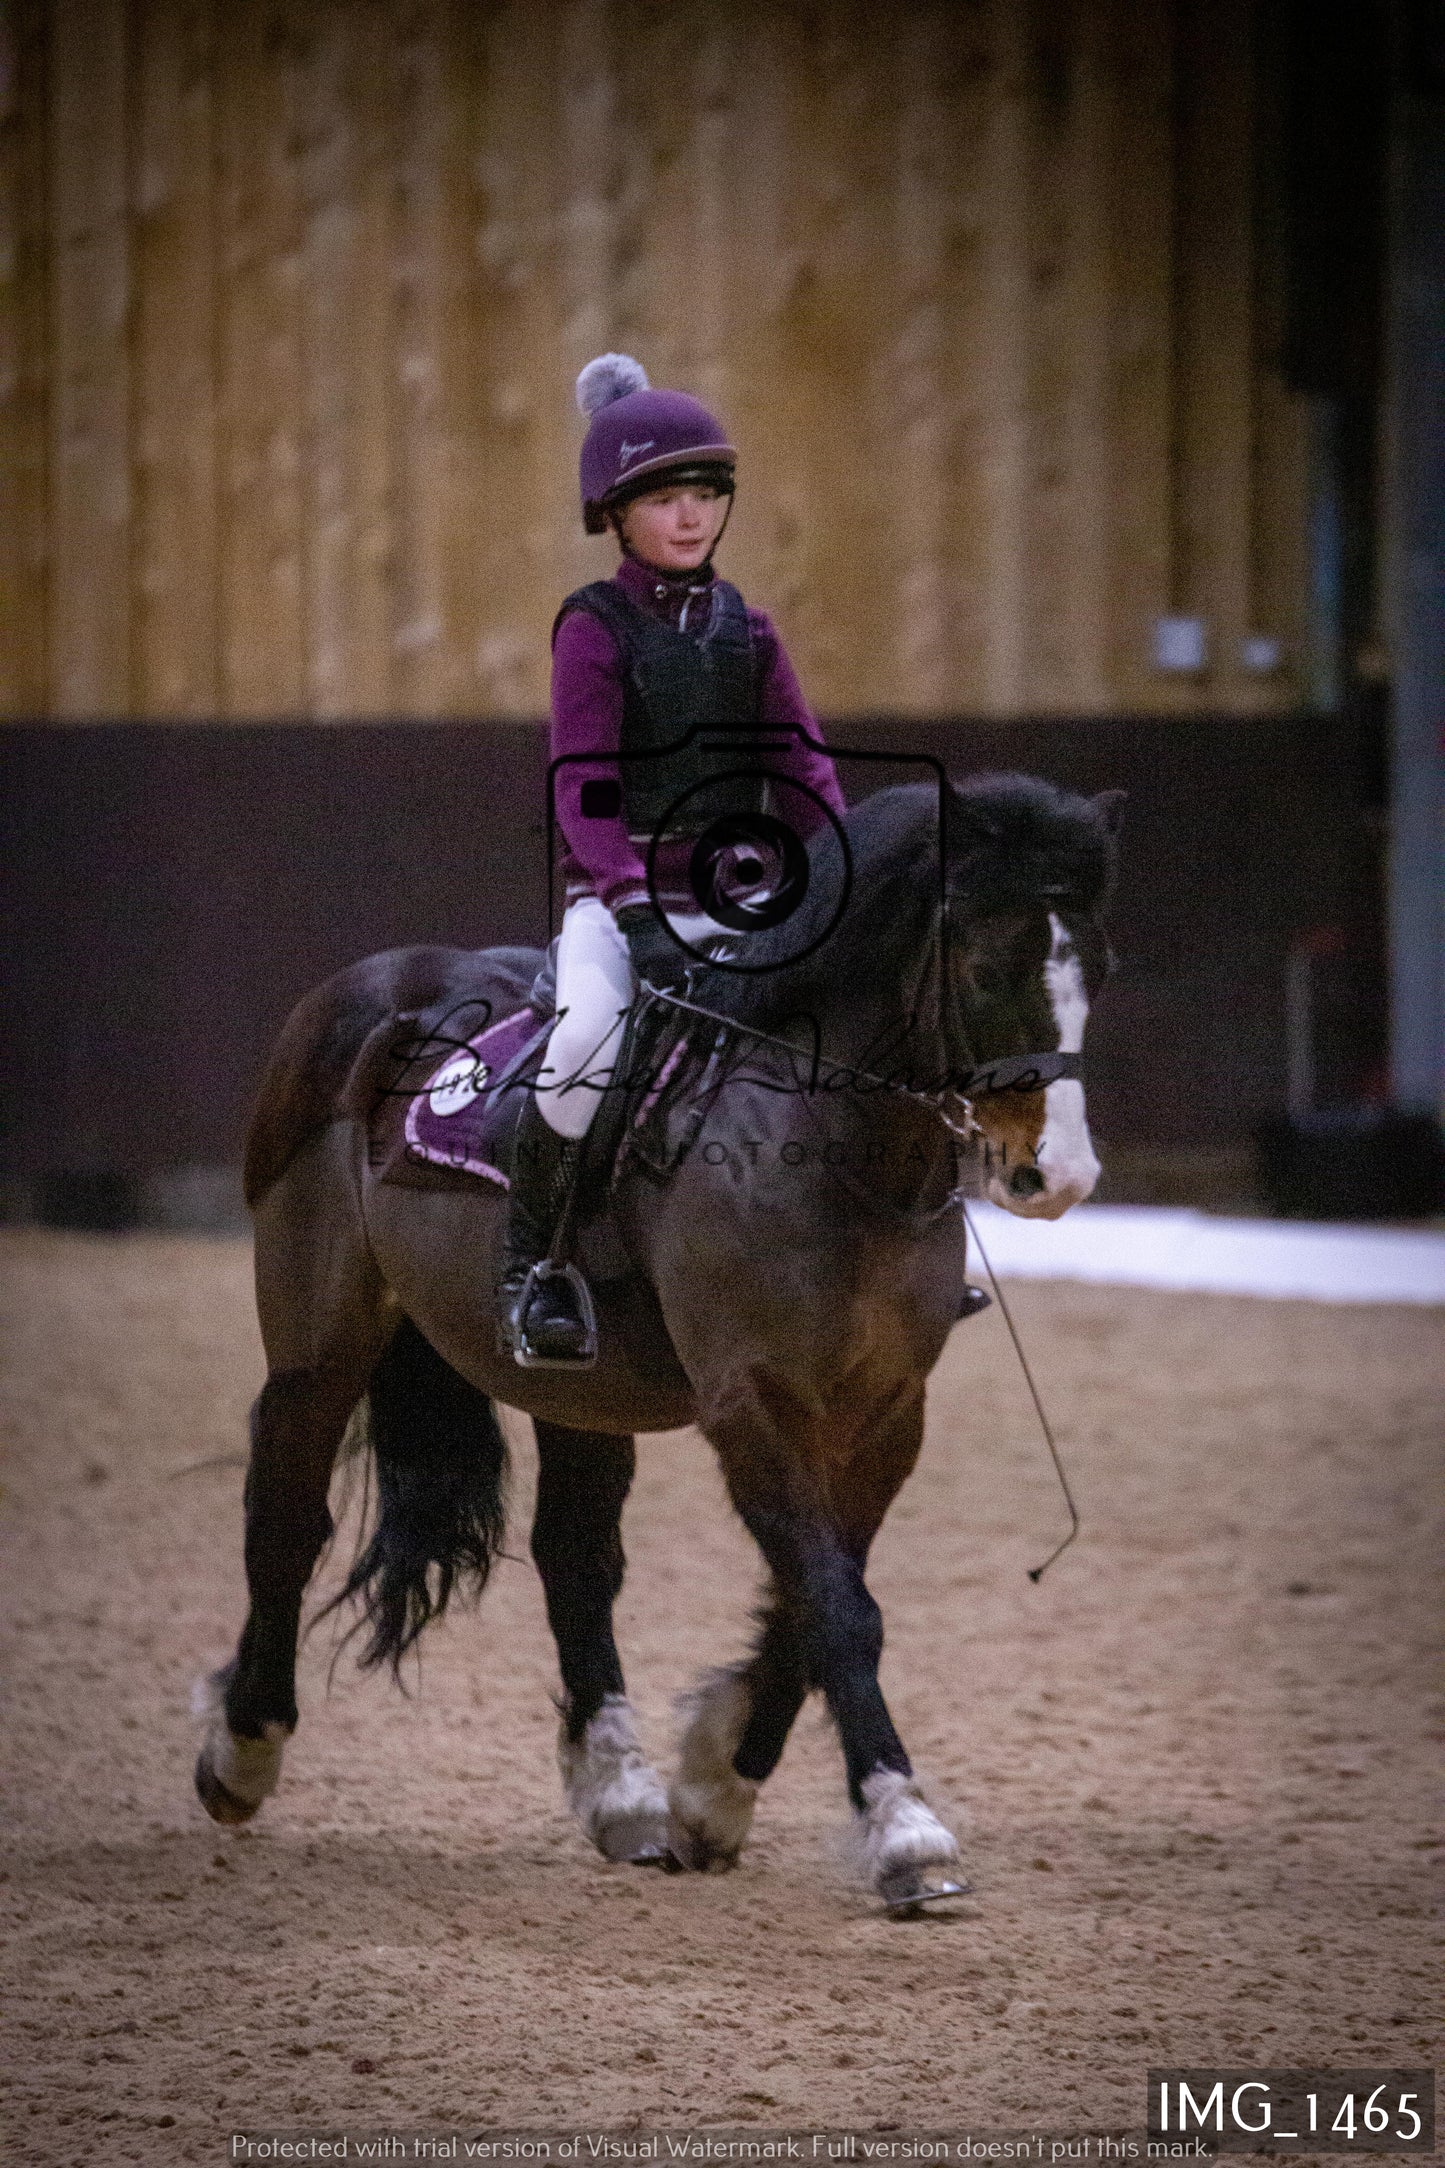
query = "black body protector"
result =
(553, 576, 768, 843)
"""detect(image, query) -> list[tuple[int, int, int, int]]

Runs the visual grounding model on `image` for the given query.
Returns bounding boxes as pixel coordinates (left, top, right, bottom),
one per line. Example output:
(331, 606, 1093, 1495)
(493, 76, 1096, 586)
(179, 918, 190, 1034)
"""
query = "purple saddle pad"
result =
(399, 1004, 550, 1188)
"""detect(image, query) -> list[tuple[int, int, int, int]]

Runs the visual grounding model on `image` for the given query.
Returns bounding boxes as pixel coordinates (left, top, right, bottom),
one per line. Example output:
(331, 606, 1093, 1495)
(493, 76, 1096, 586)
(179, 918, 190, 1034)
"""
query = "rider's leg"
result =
(495, 1097, 594, 1362)
(496, 896, 632, 1364)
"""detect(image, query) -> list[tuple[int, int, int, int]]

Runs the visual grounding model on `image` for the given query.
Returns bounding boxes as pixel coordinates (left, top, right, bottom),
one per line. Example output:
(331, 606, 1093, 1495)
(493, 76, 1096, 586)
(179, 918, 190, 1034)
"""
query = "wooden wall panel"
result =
(132, 0, 218, 715)
(1, 0, 1319, 723)
(1021, 0, 1077, 710)
(215, 0, 305, 714)
(1174, 0, 1258, 705)
(716, 3, 811, 650)
(1100, 0, 1179, 715)
(390, 0, 469, 716)
(292, 0, 394, 717)
(0, 0, 50, 716)
(978, 0, 1031, 715)
(48, 0, 131, 715)
(891, 2, 951, 712)
(473, 2, 567, 716)
(1054, 0, 1112, 711)
(934, 0, 996, 715)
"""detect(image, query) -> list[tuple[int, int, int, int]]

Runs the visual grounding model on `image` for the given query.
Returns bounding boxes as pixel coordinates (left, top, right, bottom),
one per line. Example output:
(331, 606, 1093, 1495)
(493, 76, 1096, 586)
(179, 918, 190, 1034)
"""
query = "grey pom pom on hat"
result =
(575, 353, 650, 416)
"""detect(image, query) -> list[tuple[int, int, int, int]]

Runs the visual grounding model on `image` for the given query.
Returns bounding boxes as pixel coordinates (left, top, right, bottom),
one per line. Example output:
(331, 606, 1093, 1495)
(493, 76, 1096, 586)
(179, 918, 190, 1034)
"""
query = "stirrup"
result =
(510, 1260, 599, 1369)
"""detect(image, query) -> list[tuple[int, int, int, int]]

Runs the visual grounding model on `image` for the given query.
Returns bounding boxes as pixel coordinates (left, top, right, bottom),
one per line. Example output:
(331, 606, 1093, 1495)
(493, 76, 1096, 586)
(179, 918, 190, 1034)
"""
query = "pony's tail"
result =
(318, 1315, 509, 1677)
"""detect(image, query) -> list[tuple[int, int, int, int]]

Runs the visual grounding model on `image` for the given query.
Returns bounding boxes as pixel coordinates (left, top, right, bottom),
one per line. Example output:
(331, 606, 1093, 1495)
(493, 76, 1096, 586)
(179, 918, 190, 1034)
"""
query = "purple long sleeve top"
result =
(551, 555, 848, 914)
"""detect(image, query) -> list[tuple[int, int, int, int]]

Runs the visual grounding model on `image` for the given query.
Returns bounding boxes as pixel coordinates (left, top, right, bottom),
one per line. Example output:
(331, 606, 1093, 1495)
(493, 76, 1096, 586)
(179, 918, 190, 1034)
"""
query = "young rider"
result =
(496, 353, 849, 1366)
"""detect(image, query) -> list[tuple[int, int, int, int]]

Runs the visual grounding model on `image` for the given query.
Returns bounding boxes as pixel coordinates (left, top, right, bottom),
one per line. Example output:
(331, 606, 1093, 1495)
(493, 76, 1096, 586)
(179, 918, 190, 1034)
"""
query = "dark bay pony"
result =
(194, 772, 1121, 1909)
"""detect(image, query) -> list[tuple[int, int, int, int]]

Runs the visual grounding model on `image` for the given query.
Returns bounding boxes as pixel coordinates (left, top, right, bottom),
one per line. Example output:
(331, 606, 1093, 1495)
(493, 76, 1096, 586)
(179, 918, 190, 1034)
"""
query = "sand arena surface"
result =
(0, 1228, 1440, 2165)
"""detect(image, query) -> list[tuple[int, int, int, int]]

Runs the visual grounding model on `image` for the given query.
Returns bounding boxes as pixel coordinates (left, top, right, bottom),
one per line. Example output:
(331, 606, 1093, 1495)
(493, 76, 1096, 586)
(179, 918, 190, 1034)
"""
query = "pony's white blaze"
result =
(991, 912, 1101, 1219)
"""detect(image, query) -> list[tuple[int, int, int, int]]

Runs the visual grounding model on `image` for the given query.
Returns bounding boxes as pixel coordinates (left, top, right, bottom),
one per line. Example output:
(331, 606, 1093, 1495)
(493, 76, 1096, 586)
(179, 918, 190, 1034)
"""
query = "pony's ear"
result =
(1093, 789, 1127, 837)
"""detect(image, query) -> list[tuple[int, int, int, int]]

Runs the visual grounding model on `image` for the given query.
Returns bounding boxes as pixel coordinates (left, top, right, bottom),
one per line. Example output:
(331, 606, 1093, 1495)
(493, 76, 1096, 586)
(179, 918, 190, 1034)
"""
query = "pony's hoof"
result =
(664, 1815, 743, 1873)
(667, 1671, 759, 1872)
(856, 1768, 967, 1911)
(595, 1808, 672, 1866)
(194, 1749, 263, 1826)
(557, 1695, 670, 1867)
(877, 1865, 972, 1917)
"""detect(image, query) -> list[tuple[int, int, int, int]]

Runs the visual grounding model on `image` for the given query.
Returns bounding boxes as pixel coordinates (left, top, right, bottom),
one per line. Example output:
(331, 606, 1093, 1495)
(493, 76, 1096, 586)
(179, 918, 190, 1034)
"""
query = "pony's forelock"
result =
(945, 771, 1119, 919)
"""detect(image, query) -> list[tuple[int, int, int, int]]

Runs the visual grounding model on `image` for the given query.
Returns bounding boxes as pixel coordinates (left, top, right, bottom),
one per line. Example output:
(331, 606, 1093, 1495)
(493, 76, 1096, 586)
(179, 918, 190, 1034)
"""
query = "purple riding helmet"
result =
(576, 354, 736, 534)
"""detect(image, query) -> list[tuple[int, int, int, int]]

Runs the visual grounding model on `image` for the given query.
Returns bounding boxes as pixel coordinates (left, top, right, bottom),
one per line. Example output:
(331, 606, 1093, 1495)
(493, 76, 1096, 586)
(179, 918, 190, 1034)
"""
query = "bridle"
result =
(637, 891, 1082, 1166)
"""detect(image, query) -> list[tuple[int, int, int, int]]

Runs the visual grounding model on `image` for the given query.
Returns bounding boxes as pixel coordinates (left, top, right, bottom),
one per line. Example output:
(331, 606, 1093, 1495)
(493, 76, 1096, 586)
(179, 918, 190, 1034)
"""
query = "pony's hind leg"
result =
(195, 1124, 393, 1825)
(531, 1420, 669, 1865)
(667, 1592, 807, 1871)
(194, 1363, 365, 1822)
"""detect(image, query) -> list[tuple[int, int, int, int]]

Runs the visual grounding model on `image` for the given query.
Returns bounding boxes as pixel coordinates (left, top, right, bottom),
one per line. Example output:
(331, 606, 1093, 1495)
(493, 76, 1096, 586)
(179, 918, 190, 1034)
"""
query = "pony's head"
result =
(943, 774, 1123, 1219)
(690, 770, 1121, 1220)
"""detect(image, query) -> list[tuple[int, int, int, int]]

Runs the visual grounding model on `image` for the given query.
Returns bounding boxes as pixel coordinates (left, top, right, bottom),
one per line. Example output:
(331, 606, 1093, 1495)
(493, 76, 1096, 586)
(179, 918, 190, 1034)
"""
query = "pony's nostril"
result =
(1008, 1164, 1046, 1199)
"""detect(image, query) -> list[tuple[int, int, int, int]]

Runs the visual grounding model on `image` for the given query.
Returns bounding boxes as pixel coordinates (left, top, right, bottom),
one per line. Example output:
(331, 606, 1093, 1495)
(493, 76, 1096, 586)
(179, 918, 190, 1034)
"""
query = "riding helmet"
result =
(576, 353, 736, 533)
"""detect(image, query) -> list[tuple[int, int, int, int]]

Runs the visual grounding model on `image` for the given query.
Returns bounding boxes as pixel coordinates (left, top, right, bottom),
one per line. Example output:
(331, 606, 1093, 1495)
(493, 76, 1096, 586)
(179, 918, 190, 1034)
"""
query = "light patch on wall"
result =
(1152, 616, 1208, 673)
(476, 630, 535, 713)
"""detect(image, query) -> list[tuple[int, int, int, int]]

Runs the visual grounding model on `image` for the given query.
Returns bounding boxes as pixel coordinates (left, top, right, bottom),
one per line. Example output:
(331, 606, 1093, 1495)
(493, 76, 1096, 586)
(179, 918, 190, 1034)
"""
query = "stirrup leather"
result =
(510, 1259, 599, 1369)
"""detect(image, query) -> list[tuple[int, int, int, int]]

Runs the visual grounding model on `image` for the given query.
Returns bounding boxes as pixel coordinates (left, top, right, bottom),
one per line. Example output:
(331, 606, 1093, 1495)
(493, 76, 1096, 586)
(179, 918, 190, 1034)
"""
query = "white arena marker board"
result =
(966, 1203, 1445, 1306)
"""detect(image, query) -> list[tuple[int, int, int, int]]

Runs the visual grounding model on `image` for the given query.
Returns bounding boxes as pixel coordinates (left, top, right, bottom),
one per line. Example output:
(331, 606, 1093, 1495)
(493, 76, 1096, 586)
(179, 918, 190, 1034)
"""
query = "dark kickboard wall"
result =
(0, 716, 1384, 1180)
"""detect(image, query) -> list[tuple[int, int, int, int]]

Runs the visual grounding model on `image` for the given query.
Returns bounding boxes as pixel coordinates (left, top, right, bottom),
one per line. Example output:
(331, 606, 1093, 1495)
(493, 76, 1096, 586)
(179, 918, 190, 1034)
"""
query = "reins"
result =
(632, 980, 1078, 1133)
(635, 962, 1081, 1582)
(635, 973, 974, 1212)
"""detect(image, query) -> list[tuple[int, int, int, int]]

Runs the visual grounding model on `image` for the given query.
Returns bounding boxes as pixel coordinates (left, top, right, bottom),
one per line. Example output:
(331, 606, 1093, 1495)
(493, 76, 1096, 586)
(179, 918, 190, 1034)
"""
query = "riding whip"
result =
(962, 1202, 1081, 1581)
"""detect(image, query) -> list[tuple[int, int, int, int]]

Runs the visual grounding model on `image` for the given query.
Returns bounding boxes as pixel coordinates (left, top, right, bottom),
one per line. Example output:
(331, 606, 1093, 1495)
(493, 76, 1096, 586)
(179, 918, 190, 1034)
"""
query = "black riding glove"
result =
(614, 903, 690, 993)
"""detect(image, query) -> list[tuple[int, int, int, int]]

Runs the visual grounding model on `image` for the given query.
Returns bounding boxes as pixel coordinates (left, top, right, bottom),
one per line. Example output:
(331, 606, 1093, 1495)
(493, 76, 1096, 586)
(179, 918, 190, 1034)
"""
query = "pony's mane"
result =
(692, 771, 1116, 1027)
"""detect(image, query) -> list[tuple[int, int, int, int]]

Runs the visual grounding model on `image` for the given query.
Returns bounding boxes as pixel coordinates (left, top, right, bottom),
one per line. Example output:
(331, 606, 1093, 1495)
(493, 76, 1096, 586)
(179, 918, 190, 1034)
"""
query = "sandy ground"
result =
(1, 1228, 1441, 2167)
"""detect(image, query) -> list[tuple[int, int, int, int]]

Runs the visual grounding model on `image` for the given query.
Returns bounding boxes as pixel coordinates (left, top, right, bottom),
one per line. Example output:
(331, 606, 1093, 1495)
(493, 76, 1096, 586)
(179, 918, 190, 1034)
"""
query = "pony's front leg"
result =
(682, 1383, 964, 1906)
(531, 1420, 669, 1865)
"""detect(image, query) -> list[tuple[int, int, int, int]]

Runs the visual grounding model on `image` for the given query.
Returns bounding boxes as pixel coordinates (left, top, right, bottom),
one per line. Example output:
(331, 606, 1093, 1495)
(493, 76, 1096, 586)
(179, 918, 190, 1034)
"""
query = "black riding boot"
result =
(496, 1098, 597, 1366)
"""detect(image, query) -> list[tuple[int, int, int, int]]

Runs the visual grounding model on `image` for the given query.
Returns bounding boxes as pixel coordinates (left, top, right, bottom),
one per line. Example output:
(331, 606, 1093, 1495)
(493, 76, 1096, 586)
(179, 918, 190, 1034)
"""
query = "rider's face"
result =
(616, 484, 729, 572)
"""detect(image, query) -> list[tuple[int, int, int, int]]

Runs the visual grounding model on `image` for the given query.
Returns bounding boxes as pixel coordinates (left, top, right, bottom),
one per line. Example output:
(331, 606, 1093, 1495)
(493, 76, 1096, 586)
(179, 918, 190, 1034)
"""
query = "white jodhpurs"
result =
(535, 898, 632, 1140)
(536, 894, 731, 1140)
